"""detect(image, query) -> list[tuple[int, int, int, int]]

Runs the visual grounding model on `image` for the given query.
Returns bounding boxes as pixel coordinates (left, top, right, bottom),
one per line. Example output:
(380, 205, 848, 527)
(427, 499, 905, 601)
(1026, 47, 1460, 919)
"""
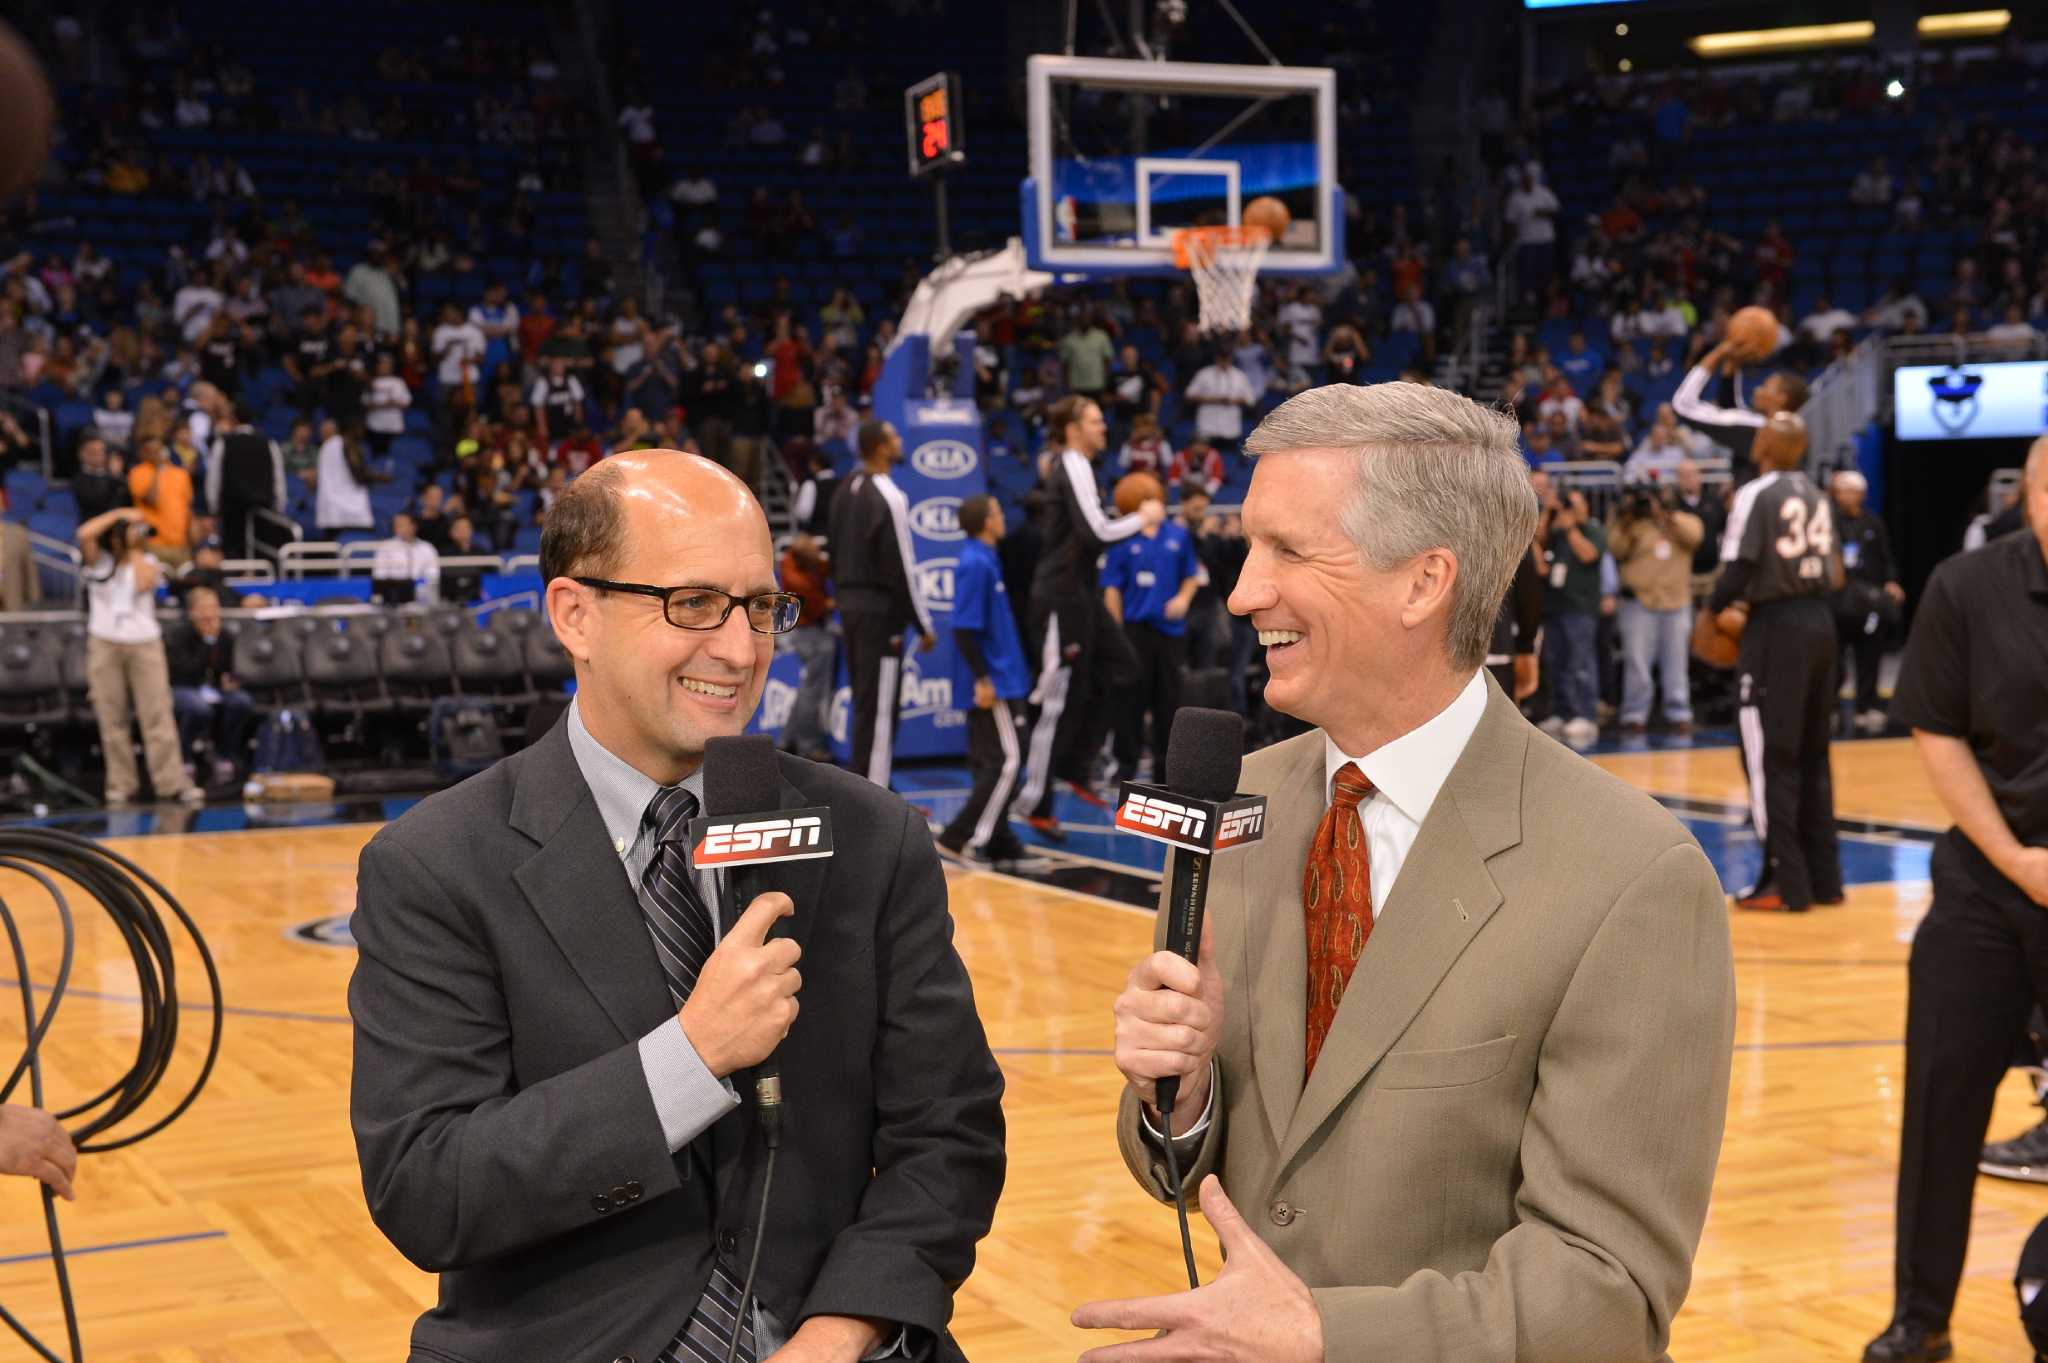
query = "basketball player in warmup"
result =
(1012, 396, 1164, 840)
(828, 418, 935, 787)
(1707, 411, 1846, 912)
(1673, 332, 1811, 476)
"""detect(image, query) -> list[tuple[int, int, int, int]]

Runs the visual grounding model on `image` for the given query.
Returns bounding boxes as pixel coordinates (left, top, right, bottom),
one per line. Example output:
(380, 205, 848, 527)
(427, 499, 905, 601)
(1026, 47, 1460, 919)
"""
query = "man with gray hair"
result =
(1080, 381, 1735, 1362)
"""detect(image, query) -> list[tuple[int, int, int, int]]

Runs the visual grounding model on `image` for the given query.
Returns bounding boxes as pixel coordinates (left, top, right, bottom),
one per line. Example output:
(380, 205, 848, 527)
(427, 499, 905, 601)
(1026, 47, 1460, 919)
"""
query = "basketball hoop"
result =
(1172, 225, 1271, 334)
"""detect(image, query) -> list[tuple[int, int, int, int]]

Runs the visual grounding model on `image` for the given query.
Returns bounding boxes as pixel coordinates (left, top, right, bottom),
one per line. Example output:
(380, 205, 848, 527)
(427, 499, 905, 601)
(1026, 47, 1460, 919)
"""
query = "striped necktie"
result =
(639, 786, 759, 1363)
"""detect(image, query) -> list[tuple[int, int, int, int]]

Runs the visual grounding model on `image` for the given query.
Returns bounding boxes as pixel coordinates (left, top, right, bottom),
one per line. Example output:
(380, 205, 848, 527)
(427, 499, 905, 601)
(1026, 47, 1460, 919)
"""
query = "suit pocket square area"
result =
(1374, 1034, 1518, 1090)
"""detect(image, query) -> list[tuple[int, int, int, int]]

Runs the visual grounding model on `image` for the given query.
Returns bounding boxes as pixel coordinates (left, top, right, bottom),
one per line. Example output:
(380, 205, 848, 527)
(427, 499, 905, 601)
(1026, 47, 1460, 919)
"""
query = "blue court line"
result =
(0, 1229, 226, 1267)
(0, 978, 350, 1026)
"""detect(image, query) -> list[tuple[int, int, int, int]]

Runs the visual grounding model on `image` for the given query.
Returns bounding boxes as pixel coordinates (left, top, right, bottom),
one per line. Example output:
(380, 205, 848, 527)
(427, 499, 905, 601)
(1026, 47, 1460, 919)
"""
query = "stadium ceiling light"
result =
(1916, 9, 2011, 38)
(1687, 20, 1874, 58)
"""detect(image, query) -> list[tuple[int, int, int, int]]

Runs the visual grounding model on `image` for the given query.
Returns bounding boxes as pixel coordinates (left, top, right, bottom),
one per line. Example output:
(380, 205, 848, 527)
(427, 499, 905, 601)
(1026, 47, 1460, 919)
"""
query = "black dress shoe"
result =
(1861, 1322, 1952, 1362)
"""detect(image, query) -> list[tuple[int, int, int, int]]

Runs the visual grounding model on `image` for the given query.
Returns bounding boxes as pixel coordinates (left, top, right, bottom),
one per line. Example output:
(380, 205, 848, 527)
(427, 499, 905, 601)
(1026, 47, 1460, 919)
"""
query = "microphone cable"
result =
(0, 828, 225, 1363)
(724, 1072, 781, 1363)
(1155, 1091, 1200, 1291)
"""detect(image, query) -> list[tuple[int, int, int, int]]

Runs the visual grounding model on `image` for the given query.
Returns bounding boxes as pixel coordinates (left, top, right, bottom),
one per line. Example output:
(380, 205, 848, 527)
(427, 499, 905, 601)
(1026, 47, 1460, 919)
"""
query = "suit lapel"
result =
(1246, 736, 1326, 1146)
(509, 720, 675, 1046)
(1275, 682, 1529, 1173)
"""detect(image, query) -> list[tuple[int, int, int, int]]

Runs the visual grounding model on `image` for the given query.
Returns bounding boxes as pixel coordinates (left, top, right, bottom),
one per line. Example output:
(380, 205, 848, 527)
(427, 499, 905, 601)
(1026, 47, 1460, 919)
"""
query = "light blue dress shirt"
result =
(563, 700, 904, 1358)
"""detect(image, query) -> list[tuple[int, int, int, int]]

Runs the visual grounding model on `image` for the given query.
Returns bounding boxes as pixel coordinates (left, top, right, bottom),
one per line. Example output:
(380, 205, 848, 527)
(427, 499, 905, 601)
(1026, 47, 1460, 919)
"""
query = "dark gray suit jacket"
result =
(348, 716, 1006, 1363)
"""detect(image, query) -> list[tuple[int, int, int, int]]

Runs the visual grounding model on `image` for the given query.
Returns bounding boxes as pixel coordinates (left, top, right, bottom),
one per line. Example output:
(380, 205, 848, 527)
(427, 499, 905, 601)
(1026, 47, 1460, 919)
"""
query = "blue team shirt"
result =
(1099, 523, 1201, 637)
(1558, 347, 1604, 394)
(950, 539, 1033, 700)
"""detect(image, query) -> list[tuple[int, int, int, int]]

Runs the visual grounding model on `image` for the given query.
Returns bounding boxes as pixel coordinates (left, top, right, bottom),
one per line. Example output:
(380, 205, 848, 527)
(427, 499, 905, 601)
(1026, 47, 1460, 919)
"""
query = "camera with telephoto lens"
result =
(1620, 485, 1673, 520)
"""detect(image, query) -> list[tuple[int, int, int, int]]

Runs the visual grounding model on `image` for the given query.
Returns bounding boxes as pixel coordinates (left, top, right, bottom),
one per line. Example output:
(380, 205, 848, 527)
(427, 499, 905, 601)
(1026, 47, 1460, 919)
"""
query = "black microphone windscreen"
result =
(703, 734, 782, 816)
(1166, 708, 1244, 801)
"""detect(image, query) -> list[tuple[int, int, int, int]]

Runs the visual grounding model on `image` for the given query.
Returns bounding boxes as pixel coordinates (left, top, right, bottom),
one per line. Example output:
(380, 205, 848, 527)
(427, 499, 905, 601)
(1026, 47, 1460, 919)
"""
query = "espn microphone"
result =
(1112, 707, 1266, 1118)
(693, 733, 836, 1147)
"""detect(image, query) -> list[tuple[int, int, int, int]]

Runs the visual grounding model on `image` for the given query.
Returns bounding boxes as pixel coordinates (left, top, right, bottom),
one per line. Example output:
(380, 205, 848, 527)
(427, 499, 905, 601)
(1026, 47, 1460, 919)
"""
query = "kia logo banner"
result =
(910, 439, 978, 480)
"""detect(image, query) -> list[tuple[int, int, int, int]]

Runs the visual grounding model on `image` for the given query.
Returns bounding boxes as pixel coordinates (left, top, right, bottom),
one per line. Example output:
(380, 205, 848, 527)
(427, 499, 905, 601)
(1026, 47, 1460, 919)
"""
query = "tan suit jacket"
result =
(1119, 677, 1735, 1362)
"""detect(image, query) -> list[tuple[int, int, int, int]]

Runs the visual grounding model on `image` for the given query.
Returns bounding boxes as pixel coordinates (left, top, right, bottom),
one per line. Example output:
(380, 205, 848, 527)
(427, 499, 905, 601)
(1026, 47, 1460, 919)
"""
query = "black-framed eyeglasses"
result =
(574, 578, 803, 634)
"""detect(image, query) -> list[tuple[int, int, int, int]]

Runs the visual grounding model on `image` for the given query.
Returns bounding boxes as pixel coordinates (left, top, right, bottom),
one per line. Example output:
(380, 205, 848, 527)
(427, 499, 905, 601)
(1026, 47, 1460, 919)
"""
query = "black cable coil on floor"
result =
(0, 828, 224, 1363)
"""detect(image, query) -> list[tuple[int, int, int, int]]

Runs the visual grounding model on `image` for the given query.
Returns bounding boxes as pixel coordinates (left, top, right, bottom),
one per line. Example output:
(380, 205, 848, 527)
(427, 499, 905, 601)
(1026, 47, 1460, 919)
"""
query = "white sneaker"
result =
(1537, 716, 1567, 737)
(1856, 709, 1888, 734)
(1563, 718, 1601, 748)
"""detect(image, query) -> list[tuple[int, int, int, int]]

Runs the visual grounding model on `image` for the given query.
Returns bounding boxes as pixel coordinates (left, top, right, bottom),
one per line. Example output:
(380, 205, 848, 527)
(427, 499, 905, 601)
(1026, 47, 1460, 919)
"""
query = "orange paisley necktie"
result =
(1303, 761, 1374, 1077)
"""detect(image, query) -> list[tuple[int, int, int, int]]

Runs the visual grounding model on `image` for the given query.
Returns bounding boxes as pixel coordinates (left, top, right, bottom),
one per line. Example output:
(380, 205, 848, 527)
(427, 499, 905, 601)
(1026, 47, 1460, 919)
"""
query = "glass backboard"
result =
(1022, 55, 1341, 278)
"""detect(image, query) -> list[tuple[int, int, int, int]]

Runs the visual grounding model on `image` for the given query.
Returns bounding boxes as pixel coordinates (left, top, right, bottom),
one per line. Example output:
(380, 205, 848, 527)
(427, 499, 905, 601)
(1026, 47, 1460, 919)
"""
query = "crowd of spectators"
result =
(1487, 40, 2048, 472)
(2, 8, 2039, 789)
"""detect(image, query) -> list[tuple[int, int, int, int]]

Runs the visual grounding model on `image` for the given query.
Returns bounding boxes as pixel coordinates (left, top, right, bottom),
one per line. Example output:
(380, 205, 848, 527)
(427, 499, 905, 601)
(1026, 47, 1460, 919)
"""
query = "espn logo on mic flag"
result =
(1113, 784, 1267, 853)
(686, 806, 837, 866)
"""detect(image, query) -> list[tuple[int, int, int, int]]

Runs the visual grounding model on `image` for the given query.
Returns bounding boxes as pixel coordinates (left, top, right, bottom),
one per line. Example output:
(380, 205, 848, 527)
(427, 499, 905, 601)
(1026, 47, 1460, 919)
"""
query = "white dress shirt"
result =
(372, 537, 440, 590)
(1323, 668, 1490, 916)
(1147, 669, 1490, 1147)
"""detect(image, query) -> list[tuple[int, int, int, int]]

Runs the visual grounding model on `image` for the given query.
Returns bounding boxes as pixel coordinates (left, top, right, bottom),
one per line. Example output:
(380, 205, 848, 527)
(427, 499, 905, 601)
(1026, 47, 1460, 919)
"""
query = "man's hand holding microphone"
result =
(679, 892, 800, 1078)
(1112, 917, 1222, 1139)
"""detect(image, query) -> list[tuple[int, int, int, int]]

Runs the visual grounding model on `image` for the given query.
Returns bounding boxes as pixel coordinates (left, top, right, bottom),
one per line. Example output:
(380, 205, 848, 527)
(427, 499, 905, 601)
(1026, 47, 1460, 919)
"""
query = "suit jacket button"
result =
(592, 1194, 611, 1214)
(614, 1355, 637, 1363)
(719, 1228, 739, 1254)
(1269, 1199, 1296, 1227)
(625, 1180, 643, 1200)
(611, 1184, 629, 1204)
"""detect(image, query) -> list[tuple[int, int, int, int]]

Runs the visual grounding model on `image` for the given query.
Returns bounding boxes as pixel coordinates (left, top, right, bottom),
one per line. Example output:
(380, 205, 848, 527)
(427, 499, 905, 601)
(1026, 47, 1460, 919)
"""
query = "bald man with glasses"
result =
(349, 451, 1005, 1363)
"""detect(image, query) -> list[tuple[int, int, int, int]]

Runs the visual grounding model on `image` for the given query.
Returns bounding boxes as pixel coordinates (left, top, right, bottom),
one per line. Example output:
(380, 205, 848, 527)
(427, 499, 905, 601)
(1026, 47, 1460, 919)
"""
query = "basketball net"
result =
(1172, 225, 1270, 334)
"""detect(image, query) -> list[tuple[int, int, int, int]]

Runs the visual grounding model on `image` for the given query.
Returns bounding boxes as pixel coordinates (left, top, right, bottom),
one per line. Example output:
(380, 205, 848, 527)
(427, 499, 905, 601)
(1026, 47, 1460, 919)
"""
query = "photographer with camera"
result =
(1534, 472, 1608, 748)
(78, 506, 204, 808)
(1610, 483, 1705, 734)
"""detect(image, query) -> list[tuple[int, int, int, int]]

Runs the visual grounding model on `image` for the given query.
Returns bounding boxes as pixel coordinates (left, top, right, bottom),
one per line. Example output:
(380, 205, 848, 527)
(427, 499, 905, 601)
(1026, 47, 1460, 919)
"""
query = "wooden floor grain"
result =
(0, 740, 2036, 1362)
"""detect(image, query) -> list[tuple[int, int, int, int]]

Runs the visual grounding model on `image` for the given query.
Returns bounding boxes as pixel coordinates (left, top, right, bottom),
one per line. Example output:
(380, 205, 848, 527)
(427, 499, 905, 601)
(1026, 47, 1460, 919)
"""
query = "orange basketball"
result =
(1243, 195, 1291, 242)
(1113, 471, 1165, 515)
(1728, 306, 1780, 361)
(0, 22, 53, 201)
(1690, 603, 1745, 670)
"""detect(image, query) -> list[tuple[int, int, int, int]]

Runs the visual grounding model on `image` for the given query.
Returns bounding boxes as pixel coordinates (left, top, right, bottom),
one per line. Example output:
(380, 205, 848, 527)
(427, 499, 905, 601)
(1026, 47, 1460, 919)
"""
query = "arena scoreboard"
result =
(906, 71, 964, 178)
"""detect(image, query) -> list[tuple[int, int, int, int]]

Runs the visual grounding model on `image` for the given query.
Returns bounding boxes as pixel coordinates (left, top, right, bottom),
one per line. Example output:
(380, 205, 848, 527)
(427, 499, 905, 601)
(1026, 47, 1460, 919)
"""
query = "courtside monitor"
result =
(1893, 360, 2048, 441)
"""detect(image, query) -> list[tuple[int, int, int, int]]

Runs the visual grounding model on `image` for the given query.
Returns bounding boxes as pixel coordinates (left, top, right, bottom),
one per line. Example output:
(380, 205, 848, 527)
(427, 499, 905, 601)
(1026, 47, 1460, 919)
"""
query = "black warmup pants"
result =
(1890, 834, 2048, 1329)
(1113, 621, 1186, 780)
(1836, 590, 1899, 717)
(939, 699, 1028, 855)
(1016, 586, 1139, 820)
(841, 609, 903, 787)
(217, 492, 274, 561)
(1734, 597, 1843, 908)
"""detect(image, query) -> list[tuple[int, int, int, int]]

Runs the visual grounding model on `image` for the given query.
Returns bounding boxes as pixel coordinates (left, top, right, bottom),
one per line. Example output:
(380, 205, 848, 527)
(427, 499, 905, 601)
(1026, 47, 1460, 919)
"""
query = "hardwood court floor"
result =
(0, 736, 2042, 1362)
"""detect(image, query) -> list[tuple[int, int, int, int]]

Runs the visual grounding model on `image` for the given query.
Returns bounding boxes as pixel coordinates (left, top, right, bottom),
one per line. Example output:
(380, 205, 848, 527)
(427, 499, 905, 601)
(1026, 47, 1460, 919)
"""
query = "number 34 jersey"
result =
(1720, 470, 1843, 604)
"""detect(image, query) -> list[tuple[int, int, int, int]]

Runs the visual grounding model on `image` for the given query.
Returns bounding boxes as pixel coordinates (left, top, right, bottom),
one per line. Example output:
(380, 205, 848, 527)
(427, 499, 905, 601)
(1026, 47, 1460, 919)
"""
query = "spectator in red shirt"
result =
(1755, 221, 1794, 292)
(519, 291, 556, 364)
(1168, 439, 1226, 498)
(1388, 242, 1426, 302)
(553, 423, 602, 476)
